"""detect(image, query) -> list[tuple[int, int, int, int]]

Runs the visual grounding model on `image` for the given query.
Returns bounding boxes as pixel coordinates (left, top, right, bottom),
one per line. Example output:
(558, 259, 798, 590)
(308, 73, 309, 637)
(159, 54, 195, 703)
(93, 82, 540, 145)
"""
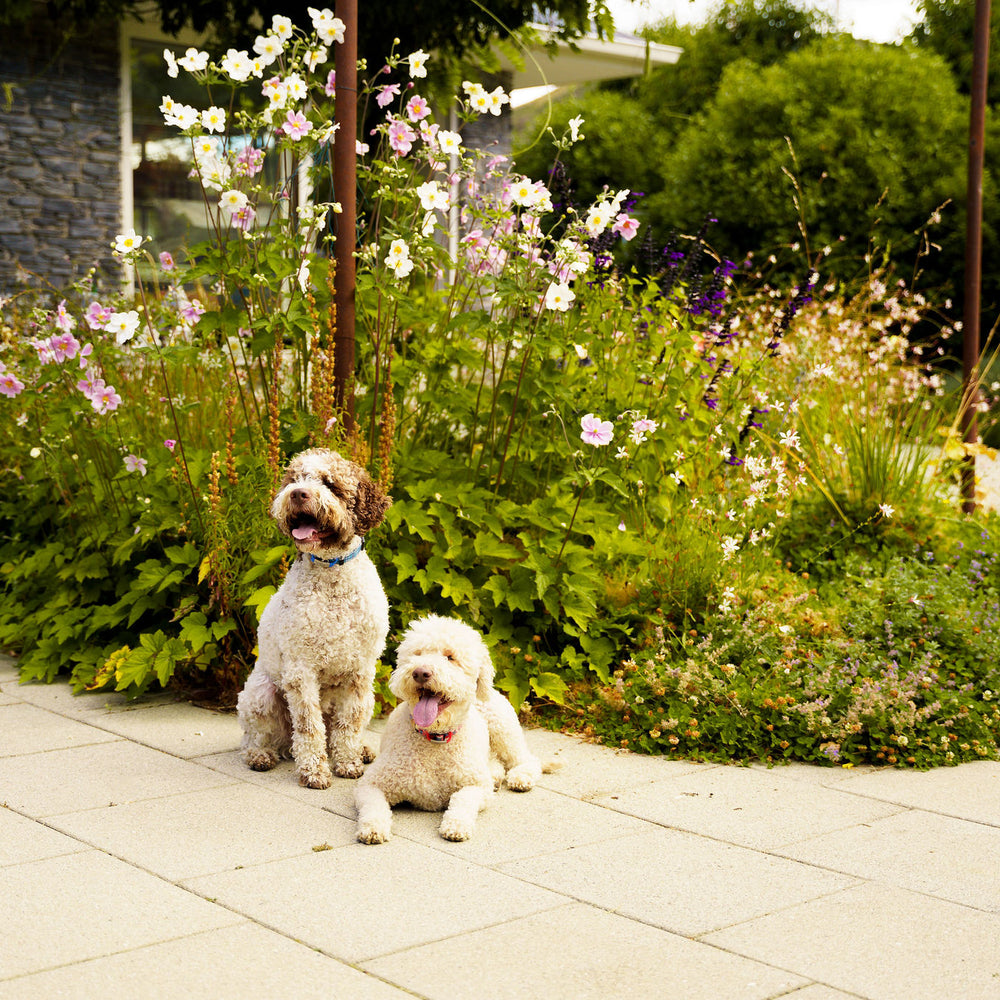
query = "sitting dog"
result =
(237, 448, 391, 788)
(355, 614, 542, 843)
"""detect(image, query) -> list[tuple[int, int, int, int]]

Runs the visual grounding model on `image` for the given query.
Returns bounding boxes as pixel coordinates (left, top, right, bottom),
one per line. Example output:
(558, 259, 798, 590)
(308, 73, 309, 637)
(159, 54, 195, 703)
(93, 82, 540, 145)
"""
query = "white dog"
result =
(237, 448, 391, 788)
(355, 614, 542, 843)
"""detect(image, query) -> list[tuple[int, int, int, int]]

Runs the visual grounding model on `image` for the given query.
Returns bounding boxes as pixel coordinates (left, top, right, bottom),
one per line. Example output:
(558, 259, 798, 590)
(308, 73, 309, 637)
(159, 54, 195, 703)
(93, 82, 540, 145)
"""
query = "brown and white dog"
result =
(237, 448, 391, 788)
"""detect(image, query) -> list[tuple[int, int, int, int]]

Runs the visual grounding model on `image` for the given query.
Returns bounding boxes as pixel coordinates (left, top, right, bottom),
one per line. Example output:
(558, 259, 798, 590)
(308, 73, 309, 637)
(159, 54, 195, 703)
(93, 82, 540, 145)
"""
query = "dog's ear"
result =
(352, 475, 392, 535)
(475, 641, 495, 702)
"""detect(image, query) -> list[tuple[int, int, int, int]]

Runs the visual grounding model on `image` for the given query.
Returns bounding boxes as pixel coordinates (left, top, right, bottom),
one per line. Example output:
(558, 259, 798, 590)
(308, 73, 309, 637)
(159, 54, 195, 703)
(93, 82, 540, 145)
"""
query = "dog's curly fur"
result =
(355, 615, 542, 843)
(237, 448, 391, 788)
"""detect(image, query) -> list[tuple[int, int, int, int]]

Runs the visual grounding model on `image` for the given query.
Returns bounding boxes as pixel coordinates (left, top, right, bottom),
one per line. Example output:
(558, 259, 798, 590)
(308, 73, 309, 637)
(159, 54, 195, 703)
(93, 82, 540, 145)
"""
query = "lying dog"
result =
(355, 614, 542, 843)
(237, 448, 391, 788)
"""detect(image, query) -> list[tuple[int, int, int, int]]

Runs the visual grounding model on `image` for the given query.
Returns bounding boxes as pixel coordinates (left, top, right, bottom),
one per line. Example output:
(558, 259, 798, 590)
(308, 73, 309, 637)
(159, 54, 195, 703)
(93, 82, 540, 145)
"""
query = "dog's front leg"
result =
(327, 678, 375, 779)
(354, 780, 393, 844)
(439, 784, 489, 842)
(284, 674, 333, 789)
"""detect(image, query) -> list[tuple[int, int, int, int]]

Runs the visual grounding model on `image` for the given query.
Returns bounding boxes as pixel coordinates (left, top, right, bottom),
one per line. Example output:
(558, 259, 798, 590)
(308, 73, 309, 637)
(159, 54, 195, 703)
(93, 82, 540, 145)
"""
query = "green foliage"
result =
(554, 539, 1000, 768)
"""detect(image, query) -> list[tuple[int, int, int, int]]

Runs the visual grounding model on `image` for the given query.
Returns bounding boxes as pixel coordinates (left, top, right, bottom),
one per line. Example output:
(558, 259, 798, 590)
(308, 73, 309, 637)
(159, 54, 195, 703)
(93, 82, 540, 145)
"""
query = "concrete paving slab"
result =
(704, 882, 1000, 1000)
(49, 783, 359, 881)
(87, 700, 241, 758)
(1, 850, 242, 981)
(0, 740, 235, 817)
(591, 764, 904, 850)
(381, 786, 652, 866)
(524, 726, 712, 798)
(0, 808, 89, 867)
(183, 838, 569, 964)
(779, 987, 866, 1000)
(361, 901, 809, 1000)
(0, 678, 176, 717)
(779, 809, 1000, 912)
(0, 921, 411, 1000)
(0, 702, 120, 757)
(498, 826, 858, 936)
(837, 761, 1000, 826)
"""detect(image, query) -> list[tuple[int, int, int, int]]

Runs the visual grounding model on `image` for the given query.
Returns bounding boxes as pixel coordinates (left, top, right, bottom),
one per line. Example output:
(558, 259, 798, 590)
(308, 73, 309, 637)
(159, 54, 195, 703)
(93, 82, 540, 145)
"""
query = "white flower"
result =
(164, 103, 199, 129)
(878, 503, 895, 519)
(544, 282, 575, 312)
(177, 47, 209, 72)
(308, 7, 345, 43)
(201, 106, 226, 133)
(778, 429, 801, 451)
(112, 230, 144, 256)
(297, 259, 311, 293)
(271, 14, 294, 40)
(107, 310, 141, 345)
(385, 238, 413, 279)
(568, 115, 584, 142)
(252, 34, 283, 64)
(219, 189, 249, 214)
(407, 49, 429, 78)
(486, 86, 509, 115)
(721, 536, 740, 560)
(163, 48, 178, 78)
(435, 130, 462, 156)
(221, 48, 253, 83)
(416, 180, 449, 212)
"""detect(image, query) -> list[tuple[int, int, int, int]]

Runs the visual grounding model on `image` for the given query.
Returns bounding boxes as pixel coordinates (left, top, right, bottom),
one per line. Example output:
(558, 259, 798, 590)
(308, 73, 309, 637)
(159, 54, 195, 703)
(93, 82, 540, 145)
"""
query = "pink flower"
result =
(235, 147, 264, 177)
(49, 332, 81, 362)
(376, 83, 400, 108)
(54, 300, 75, 333)
(164, 439, 177, 451)
(281, 109, 311, 141)
(91, 384, 122, 414)
(406, 95, 430, 121)
(387, 118, 416, 155)
(232, 204, 256, 231)
(580, 413, 614, 447)
(78, 343, 93, 369)
(180, 300, 205, 324)
(124, 453, 147, 475)
(159, 251, 175, 271)
(77, 375, 105, 398)
(85, 302, 113, 331)
(324, 69, 336, 96)
(612, 213, 640, 241)
(0, 372, 25, 397)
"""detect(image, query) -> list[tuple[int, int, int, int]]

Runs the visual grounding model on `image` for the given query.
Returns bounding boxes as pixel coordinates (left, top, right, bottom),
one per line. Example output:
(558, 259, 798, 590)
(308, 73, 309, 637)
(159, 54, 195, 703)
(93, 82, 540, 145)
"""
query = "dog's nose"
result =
(289, 488, 310, 504)
(412, 667, 432, 684)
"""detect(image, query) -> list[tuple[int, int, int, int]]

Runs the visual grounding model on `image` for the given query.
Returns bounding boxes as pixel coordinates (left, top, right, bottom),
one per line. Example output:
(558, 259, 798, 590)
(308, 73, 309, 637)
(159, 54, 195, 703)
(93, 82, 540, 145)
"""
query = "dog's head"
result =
(390, 615, 494, 732)
(271, 448, 391, 554)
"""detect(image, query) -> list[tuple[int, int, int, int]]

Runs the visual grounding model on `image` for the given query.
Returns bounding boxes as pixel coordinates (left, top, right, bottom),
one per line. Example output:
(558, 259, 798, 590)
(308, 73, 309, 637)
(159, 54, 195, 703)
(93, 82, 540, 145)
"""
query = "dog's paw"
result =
(439, 816, 475, 842)
(298, 764, 333, 789)
(244, 749, 278, 772)
(356, 823, 390, 845)
(505, 762, 540, 792)
(361, 741, 377, 765)
(332, 757, 365, 779)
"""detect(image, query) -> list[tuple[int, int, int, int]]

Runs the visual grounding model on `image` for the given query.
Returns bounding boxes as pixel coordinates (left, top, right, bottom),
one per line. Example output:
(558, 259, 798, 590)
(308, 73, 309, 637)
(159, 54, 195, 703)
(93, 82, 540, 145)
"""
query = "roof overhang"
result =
(500, 25, 681, 91)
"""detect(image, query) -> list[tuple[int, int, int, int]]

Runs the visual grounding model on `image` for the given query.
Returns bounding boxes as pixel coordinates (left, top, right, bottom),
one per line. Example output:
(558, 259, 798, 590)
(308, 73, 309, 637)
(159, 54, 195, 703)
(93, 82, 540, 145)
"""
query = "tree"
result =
(0, 0, 613, 70)
(651, 37, 984, 304)
(910, 0, 1000, 105)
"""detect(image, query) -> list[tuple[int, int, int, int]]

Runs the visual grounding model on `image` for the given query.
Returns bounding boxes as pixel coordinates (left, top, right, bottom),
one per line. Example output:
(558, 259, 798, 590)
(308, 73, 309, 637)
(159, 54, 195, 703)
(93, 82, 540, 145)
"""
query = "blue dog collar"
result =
(307, 537, 365, 568)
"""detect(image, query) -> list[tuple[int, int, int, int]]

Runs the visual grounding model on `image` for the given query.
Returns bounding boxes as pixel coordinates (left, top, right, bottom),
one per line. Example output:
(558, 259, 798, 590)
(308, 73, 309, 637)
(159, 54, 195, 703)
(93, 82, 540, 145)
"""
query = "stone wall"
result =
(0, 16, 122, 297)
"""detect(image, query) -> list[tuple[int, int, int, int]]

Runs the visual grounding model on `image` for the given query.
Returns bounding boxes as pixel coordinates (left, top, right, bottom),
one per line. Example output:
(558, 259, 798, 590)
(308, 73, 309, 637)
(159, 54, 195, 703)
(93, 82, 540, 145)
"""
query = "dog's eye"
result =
(443, 651, 455, 661)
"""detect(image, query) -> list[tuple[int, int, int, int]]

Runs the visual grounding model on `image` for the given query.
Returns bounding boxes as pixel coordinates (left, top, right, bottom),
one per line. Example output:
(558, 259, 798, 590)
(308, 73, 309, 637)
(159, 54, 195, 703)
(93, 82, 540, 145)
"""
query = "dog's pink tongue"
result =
(292, 525, 317, 541)
(412, 694, 442, 729)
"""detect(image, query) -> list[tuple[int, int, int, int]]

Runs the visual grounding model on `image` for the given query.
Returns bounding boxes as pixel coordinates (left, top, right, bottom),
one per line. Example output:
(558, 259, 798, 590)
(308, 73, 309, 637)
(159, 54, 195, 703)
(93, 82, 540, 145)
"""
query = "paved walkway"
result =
(2, 652, 999, 999)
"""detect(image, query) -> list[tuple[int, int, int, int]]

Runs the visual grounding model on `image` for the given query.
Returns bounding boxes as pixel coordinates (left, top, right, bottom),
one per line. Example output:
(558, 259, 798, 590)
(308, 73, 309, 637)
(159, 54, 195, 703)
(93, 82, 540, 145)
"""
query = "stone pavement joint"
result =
(2, 652, 999, 999)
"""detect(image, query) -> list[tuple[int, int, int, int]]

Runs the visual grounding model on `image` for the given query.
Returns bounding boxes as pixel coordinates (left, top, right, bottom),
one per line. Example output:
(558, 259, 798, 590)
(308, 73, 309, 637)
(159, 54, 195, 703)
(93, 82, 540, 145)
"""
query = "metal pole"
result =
(333, 0, 357, 430)
(961, 0, 991, 513)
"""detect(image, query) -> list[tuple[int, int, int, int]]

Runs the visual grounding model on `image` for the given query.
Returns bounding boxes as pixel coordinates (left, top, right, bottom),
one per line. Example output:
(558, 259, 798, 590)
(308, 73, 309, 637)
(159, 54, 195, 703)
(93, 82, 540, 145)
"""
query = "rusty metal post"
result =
(333, 0, 357, 430)
(961, 0, 991, 513)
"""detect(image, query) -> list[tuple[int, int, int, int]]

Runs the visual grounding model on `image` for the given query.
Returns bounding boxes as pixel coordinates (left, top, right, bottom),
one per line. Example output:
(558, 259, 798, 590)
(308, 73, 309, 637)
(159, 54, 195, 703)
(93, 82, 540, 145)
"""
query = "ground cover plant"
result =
(0, 10, 997, 767)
